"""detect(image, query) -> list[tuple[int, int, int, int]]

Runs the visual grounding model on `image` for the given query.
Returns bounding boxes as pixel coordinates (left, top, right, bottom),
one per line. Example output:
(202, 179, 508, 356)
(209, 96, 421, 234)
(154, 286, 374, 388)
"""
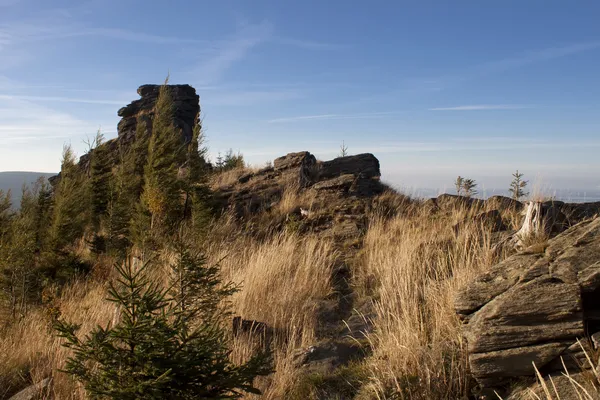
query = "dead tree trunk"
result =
(515, 201, 565, 248)
(516, 201, 544, 245)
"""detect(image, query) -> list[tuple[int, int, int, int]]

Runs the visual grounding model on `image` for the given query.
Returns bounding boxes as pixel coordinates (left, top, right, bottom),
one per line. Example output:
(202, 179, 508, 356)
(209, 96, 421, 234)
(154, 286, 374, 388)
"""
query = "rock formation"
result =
(455, 216, 600, 389)
(117, 84, 200, 144)
(76, 84, 200, 172)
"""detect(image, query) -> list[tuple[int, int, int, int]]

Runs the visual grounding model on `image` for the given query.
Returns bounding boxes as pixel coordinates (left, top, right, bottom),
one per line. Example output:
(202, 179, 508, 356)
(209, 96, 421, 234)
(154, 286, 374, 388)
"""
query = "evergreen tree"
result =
(139, 81, 185, 236)
(184, 121, 213, 232)
(462, 178, 478, 198)
(90, 130, 112, 229)
(0, 186, 40, 317)
(55, 254, 271, 399)
(509, 170, 529, 200)
(0, 189, 12, 243)
(454, 176, 464, 196)
(49, 145, 89, 250)
(33, 178, 53, 253)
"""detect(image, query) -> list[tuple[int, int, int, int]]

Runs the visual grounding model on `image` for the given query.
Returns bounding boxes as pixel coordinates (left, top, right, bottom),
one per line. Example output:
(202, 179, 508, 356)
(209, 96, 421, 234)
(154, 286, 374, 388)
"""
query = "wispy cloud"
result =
(429, 104, 533, 111)
(191, 21, 273, 85)
(268, 111, 400, 123)
(269, 37, 347, 50)
(0, 94, 125, 105)
(473, 41, 600, 77)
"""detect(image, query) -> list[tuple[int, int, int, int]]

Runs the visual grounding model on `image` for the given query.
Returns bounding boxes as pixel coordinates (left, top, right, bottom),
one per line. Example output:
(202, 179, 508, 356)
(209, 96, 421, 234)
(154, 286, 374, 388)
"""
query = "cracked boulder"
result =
(455, 217, 600, 388)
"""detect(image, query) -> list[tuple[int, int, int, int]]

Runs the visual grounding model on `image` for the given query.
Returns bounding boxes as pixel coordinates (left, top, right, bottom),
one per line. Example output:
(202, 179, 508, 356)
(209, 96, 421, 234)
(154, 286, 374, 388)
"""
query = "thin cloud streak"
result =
(268, 111, 400, 123)
(191, 21, 273, 85)
(429, 104, 533, 111)
(0, 94, 125, 105)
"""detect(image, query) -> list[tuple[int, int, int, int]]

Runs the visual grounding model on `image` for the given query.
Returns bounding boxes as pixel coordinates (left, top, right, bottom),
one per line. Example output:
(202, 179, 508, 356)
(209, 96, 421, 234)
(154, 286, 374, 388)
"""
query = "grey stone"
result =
(456, 217, 600, 388)
(9, 378, 52, 400)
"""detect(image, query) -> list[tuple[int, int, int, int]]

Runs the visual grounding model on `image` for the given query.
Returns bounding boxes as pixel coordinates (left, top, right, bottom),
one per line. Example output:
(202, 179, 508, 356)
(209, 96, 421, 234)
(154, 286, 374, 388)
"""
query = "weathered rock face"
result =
(74, 84, 200, 175)
(117, 84, 200, 144)
(456, 217, 600, 388)
(452, 209, 506, 236)
(274, 151, 316, 171)
(318, 153, 380, 181)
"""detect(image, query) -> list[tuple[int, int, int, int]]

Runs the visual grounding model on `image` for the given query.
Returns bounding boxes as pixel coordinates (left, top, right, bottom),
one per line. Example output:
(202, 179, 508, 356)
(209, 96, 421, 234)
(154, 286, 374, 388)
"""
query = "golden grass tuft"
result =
(355, 210, 497, 399)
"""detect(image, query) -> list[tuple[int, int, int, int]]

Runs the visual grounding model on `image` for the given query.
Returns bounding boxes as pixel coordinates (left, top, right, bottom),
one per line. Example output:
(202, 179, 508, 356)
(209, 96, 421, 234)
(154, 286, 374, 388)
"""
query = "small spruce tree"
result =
(139, 80, 186, 236)
(509, 170, 529, 200)
(54, 252, 271, 399)
(462, 178, 478, 198)
(49, 145, 89, 250)
(90, 130, 112, 229)
(339, 141, 349, 157)
(454, 176, 464, 196)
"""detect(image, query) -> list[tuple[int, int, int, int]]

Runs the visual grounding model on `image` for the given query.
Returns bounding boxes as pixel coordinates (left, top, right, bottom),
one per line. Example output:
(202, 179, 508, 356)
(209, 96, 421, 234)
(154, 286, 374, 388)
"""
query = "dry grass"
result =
(0, 218, 337, 399)
(210, 166, 255, 190)
(206, 230, 338, 399)
(0, 279, 114, 399)
(355, 210, 497, 399)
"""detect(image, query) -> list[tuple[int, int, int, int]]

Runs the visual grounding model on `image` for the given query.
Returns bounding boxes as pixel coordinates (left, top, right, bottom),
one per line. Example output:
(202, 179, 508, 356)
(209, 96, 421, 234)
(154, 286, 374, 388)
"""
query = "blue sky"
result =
(1, 0, 599, 191)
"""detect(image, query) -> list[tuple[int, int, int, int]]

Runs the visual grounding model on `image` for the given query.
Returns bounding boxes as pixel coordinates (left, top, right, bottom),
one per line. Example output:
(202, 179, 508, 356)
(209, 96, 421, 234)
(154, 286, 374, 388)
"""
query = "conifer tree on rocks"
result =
(509, 169, 529, 200)
(138, 79, 186, 238)
(89, 130, 112, 229)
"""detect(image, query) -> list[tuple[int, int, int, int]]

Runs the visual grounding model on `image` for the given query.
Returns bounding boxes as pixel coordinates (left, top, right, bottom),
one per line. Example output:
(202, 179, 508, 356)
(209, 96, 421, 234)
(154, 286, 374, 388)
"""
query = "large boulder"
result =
(117, 84, 200, 144)
(274, 151, 316, 171)
(318, 153, 380, 180)
(456, 217, 600, 389)
(432, 194, 485, 211)
(485, 195, 524, 212)
(452, 209, 506, 236)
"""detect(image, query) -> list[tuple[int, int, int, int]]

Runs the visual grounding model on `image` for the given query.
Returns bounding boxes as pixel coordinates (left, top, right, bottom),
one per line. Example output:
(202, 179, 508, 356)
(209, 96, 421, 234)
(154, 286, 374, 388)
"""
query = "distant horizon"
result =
(1, 169, 599, 203)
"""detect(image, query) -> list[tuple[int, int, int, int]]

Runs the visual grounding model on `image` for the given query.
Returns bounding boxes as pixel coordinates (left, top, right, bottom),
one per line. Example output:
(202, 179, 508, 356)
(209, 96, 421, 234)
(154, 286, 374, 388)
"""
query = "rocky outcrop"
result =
(117, 84, 200, 144)
(430, 194, 485, 211)
(318, 154, 380, 181)
(452, 209, 506, 236)
(75, 84, 200, 172)
(274, 151, 316, 171)
(485, 195, 524, 212)
(456, 217, 600, 389)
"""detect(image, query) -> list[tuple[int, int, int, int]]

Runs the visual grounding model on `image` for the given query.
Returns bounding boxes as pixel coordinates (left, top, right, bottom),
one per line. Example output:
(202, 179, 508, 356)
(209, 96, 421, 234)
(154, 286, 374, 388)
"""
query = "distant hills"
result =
(0, 171, 56, 207)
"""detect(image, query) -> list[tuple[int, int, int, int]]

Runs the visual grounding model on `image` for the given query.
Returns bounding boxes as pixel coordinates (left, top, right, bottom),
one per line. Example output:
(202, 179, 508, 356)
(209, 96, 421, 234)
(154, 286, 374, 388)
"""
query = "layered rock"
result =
(117, 84, 200, 144)
(455, 217, 600, 388)
(76, 84, 200, 172)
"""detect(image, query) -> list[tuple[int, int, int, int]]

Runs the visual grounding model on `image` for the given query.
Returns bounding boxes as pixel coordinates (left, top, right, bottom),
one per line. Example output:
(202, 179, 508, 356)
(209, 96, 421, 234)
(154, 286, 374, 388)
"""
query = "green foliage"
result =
(338, 141, 349, 157)
(184, 122, 213, 233)
(454, 176, 464, 196)
(509, 169, 529, 200)
(454, 176, 478, 198)
(139, 81, 186, 238)
(49, 145, 90, 250)
(215, 149, 244, 172)
(0, 187, 39, 317)
(55, 251, 271, 399)
(462, 178, 478, 198)
(0, 189, 12, 241)
(90, 130, 112, 229)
